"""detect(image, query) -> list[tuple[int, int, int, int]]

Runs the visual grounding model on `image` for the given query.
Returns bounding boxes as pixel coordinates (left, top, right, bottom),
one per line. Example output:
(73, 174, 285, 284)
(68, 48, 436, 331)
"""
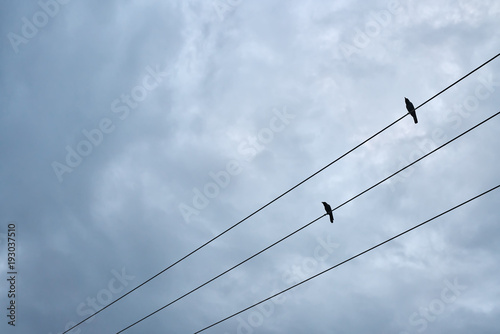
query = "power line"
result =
(194, 183, 500, 333)
(115, 110, 500, 333)
(62, 52, 500, 334)
(415, 53, 499, 111)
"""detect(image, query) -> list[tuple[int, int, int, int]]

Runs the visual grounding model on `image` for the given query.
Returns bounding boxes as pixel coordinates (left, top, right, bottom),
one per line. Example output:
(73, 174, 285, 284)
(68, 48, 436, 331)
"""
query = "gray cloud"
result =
(0, 0, 499, 333)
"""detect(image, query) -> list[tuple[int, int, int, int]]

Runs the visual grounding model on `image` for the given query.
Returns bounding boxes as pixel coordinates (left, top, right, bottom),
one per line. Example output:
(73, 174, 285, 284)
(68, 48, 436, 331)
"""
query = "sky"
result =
(0, 0, 499, 333)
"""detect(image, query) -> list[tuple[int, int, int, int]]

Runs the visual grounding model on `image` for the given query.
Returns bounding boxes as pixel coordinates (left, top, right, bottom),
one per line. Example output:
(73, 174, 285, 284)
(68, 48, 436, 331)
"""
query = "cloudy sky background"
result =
(1, 0, 499, 333)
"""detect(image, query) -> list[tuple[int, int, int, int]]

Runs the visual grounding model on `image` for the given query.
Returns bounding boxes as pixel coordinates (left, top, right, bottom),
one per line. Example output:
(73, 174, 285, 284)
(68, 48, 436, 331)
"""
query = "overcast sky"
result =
(1, 0, 499, 333)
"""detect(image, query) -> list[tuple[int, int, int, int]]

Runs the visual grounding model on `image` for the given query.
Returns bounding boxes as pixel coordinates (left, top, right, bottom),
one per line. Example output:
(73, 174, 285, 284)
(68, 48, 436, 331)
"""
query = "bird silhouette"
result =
(405, 97, 418, 124)
(322, 202, 334, 223)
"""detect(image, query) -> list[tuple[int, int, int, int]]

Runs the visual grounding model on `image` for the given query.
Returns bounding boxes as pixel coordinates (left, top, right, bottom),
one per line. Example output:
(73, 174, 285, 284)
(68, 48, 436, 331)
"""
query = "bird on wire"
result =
(405, 97, 418, 124)
(322, 202, 334, 223)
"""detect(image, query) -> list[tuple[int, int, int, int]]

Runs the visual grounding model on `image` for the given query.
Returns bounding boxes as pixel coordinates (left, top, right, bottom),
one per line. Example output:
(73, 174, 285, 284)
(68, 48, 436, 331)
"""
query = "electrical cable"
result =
(194, 183, 500, 333)
(62, 52, 500, 334)
(115, 110, 500, 333)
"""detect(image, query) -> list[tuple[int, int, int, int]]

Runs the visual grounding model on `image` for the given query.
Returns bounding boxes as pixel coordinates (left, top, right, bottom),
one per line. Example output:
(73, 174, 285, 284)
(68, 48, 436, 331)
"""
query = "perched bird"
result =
(405, 97, 418, 124)
(322, 202, 334, 223)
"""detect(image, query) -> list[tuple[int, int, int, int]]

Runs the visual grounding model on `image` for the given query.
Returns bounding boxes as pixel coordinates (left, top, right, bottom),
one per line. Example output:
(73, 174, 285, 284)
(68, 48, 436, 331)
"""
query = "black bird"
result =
(405, 97, 418, 124)
(322, 202, 334, 223)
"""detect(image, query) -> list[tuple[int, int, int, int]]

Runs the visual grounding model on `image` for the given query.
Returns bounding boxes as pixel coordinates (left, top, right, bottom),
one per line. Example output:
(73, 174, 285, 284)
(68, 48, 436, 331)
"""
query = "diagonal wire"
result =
(194, 184, 500, 333)
(115, 110, 500, 333)
(62, 52, 500, 334)
(414, 52, 499, 111)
